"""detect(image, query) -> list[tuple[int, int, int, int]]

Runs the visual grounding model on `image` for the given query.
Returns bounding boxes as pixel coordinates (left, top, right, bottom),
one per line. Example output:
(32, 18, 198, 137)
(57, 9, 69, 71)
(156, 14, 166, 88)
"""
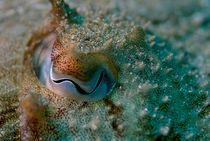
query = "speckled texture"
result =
(51, 39, 117, 82)
(0, 0, 209, 140)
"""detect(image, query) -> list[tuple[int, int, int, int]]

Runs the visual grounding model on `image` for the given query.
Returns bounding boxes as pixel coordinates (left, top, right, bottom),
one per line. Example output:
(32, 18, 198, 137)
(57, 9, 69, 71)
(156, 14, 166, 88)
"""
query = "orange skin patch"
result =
(51, 39, 118, 82)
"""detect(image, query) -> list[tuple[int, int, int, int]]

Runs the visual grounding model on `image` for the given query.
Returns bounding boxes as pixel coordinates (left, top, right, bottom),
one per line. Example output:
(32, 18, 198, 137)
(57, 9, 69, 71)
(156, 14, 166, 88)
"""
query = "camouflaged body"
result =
(0, 0, 209, 140)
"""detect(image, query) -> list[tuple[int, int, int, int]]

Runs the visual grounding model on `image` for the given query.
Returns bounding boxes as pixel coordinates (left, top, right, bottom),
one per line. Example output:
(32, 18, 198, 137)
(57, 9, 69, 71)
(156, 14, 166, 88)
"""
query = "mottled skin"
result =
(22, 1, 209, 140)
(22, 0, 122, 139)
(51, 38, 118, 82)
(0, 0, 209, 141)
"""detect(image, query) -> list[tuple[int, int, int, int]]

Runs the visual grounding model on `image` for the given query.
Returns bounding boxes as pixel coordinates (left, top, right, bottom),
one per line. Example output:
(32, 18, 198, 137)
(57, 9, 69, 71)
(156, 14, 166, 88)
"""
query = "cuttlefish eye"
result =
(33, 33, 118, 101)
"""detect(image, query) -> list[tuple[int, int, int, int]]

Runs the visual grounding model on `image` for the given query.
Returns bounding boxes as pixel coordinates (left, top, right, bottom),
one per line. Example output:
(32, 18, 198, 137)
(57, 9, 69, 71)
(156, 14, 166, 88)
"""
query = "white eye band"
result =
(50, 65, 104, 95)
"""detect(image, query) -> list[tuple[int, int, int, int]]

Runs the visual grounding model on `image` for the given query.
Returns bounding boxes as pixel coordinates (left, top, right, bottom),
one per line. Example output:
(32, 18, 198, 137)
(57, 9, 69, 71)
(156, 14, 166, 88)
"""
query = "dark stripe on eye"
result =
(53, 72, 104, 95)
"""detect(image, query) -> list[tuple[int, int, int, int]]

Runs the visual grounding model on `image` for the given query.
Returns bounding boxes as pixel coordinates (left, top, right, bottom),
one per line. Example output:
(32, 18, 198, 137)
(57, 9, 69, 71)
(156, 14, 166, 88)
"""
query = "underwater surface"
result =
(0, 0, 209, 140)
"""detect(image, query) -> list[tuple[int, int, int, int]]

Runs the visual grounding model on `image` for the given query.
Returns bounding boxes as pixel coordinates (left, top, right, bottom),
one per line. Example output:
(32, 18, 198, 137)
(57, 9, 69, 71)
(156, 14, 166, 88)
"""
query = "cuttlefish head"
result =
(33, 33, 118, 101)
(30, 0, 120, 101)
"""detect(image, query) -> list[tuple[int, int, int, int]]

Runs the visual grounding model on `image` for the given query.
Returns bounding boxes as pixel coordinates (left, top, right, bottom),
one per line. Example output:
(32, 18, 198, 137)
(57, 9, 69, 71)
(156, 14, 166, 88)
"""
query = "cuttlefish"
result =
(28, 0, 118, 102)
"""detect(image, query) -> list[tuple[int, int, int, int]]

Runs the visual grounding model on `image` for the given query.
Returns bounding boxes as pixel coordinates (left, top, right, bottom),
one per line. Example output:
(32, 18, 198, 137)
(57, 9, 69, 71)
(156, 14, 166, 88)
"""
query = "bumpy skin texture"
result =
(30, 0, 118, 101)
(0, 0, 209, 141)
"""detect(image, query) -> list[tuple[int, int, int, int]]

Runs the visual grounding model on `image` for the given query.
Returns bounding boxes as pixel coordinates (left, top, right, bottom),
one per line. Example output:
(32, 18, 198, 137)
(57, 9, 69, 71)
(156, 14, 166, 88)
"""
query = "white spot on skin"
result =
(163, 53, 173, 62)
(118, 124, 124, 130)
(148, 35, 156, 42)
(160, 126, 169, 135)
(137, 61, 145, 70)
(186, 133, 194, 139)
(0, 130, 5, 137)
(69, 119, 77, 127)
(86, 116, 100, 130)
(151, 63, 160, 72)
(162, 96, 169, 102)
(139, 108, 148, 117)
(150, 41, 156, 47)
